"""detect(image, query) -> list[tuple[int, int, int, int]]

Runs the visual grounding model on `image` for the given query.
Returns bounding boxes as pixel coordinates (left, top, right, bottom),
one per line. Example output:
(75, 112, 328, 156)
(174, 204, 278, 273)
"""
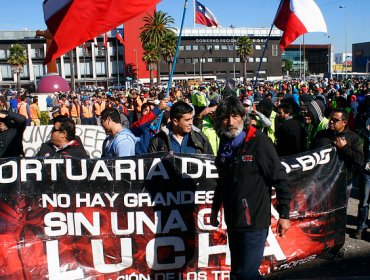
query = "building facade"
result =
(352, 42, 370, 73)
(161, 27, 283, 82)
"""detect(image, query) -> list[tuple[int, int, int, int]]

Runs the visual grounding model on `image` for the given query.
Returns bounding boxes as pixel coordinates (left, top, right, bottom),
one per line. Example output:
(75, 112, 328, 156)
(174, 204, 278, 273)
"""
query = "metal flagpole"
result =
(83, 45, 86, 86)
(193, 0, 196, 28)
(303, 34, 306, 81)
(116, 30, 120, 85)
(156, 0, 189, 132)
(253, 24, 274, 89)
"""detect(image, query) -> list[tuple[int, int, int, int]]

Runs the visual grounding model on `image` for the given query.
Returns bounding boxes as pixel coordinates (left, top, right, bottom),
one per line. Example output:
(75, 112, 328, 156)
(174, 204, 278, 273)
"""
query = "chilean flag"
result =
(43, 0, 160, 64)
(195, 0, 219, 28)
(274, 0, 327, 51)
(116, 30, 125, 45)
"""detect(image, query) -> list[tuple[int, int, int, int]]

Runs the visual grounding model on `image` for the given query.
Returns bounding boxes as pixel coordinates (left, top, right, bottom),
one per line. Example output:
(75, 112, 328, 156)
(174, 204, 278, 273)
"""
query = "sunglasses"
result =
(51, 127, 64, 133)
(329, 117, 342, 123)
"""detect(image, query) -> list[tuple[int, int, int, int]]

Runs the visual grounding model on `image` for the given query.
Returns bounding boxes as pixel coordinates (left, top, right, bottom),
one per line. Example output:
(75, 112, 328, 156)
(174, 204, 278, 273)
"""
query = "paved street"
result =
(266, 187, 370, 280)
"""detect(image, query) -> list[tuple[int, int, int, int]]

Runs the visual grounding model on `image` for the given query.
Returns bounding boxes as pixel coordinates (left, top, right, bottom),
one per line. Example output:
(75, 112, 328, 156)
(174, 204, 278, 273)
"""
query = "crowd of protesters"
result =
(0, 76, 369, 242)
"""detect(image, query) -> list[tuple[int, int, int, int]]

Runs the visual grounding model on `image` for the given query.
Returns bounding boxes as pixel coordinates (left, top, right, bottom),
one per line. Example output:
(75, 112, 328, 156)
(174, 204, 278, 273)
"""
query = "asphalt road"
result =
(266, 186, 370, 280)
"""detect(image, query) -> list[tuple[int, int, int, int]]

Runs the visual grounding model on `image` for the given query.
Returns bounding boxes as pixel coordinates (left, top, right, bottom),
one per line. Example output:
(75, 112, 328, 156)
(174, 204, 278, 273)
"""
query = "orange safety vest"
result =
(30, 103, 40, 120)
(18, 102, 29, 119)
(82, 104, 93, 118)
(94, 102, 102, 116)
(70, 103, 81, 117)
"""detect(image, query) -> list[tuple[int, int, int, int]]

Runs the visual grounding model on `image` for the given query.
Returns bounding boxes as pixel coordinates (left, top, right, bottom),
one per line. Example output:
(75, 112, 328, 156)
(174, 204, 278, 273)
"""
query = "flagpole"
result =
(156, 0, 189, 132)
(253, 24, 274, 89)
(303, 34, 306, 81)
(193, 0, 196, 28)
(116, 30, 120, 85)
(83, 44, 86, 86)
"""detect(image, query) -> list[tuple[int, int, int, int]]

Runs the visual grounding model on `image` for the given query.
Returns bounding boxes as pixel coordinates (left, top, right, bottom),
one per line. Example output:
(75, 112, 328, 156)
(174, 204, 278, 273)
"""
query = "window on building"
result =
(193, 58, 199, 63)
(228, 45, 234, 51)
(215, 57, 220, 63)
(207, 57, 213, 63)
(214, 45, 220, 51)
(96, 61, 106, 75)
(262, 57, 267, 62)
(20, 65, 29, 78)
(199, 45, 206, 51)
(255, 45, 261, 50)
(0, 65, 12, 78)
(193, 45, 198, 51)
(255, 57, 261, 62)
(221, 57, 228, 62)
(248, 57, 254, 62)
(186, 58, 192, 64)
(235, 57, 240, 63)
(228, 58, 234, 63)
(185, 45, 191, 51)
(178, 58, 185, 63)
(207, 45, 213, 51)
(179, 45, 184, 51)
(221, 45, 228, 50)
(0, 50, 6, 59)
(272, 45, 278, 56)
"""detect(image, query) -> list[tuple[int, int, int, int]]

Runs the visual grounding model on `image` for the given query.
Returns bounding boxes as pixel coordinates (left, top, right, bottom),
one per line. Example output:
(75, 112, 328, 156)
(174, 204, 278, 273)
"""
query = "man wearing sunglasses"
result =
(37, 115, 88, 158)
(313, 108, 364, 177)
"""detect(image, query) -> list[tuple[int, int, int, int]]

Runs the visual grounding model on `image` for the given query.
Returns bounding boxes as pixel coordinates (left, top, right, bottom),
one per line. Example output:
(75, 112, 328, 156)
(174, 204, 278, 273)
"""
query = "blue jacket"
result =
(102, 128, 140, 157)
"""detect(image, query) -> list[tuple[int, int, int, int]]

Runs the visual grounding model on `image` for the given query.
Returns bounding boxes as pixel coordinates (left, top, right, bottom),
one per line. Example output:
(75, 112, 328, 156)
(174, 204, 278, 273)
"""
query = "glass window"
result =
(185, 45, 191, 51)
(235, 57, 240, 63)
(214, 45, 220, 50)
(272, 45, 278, 56)
(0, 50, 6, 59)
(215, 57, 220, 62)
(186, 58, 192, 64)
(255, 45, 261, 50)
(207, 45, 213, 51)
(193, 45, 198, 51)
(221, 57, 228, 62)
(228, 45, 234, 51)
(207, 58, 213, 63)
(228, 58, 233, 63)
(221, 45, 228, 50)
(262, 57, 268, 62)
(178, 58, 185, 63)
(255, 57, 260, 62)
(199, 45, 206, 51)
(179, 45, 184, 51)
(248, 57, 254, 62)
(193, 58, 199, 63)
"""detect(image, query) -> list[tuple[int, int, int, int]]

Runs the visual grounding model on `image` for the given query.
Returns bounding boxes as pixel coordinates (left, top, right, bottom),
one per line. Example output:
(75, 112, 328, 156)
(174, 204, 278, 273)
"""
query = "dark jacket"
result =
(313, 127, 364, 174)
(275, 117, 305, 156)
(148, 124, 213, 155)
(212, 126, 291, 231)
(0, 111, 27, 158)
(37, 136, 89, 158)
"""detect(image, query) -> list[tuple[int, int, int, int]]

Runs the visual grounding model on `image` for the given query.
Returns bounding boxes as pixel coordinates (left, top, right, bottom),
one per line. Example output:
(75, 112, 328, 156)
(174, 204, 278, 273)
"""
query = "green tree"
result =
(236, 36, 253, 84)
(7, 44, 27, 91)
(160, 31, 178, 76)
(282, 59, 293, 74)
(142, 43, 160, 88)
(140, 10, 175, 84)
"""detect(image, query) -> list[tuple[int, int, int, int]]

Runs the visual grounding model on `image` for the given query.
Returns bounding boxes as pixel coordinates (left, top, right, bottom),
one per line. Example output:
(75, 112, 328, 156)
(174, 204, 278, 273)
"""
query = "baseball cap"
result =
(51, 105, 61, 114)
(243, 99, 252, 106)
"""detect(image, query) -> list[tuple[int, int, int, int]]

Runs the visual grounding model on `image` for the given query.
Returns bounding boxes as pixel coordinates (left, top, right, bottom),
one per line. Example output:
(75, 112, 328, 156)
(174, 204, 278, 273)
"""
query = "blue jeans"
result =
(357, 173, 370, 230)
(228, 228, 268, 280)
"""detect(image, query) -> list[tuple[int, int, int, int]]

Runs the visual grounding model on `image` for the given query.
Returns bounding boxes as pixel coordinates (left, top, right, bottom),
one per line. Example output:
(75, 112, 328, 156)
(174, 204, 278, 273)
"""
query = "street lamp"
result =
(326, 35, 334, 77)
(339, 5, 348, 79)
(133, 49, 139, 79)
(230, 25, 236, 80)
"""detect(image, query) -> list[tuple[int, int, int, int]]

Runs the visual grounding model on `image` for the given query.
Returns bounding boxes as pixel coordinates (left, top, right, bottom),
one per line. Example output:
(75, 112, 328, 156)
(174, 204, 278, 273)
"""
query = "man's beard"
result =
(221, 124, 243, 139)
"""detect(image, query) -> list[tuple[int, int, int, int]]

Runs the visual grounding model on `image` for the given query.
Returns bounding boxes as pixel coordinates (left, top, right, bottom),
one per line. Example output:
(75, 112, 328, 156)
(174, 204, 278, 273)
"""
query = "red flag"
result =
(43, 0, 160, 64)
(195, 0, 219, 27)
(274, 0, 327, 51)
(103, 33, 108, 48)
(116, 31, 125, 45)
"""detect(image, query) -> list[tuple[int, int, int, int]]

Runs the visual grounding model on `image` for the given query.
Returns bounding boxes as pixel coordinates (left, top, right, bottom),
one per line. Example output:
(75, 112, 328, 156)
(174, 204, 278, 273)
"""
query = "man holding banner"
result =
(210, 96, 291, 280)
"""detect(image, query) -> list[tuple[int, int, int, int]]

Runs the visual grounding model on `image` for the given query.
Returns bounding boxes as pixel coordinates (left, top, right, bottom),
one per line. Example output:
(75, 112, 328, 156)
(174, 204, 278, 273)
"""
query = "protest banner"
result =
(22, 125, 106, 158)
(0, 146, 347, 279)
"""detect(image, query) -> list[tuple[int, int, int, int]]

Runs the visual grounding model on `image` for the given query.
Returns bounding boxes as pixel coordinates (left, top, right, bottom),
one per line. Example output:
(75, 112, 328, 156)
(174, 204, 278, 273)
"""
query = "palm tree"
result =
(236, 36, 253, 84)
(7, 44, 27, 91)
(140, 10, 175, 84)
(142, 43, 160, 88)
(160, 31, 178, 76)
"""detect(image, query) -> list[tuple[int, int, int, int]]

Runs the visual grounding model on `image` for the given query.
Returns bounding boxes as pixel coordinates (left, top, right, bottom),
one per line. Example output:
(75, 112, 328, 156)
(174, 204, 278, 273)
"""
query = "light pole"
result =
(326, 35, 334, 77)
(134, 49, 139, 79)
(230, 25, 236, 80)
(339, 5, 347, 79)
(193, 62, 196, 80)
